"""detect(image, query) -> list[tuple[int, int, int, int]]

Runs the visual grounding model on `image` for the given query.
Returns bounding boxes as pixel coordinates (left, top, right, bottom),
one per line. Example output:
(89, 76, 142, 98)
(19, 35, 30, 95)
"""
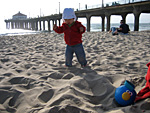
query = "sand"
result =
(0, 31, 150, 113)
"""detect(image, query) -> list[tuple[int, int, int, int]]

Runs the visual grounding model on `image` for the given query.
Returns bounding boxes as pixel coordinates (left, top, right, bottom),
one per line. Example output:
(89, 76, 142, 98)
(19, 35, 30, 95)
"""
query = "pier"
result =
(5, 1, 150, 32)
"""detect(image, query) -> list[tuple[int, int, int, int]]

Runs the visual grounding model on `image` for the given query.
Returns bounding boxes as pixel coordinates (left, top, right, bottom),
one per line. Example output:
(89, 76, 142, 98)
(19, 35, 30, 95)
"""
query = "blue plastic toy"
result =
(115, 80, 137, 106)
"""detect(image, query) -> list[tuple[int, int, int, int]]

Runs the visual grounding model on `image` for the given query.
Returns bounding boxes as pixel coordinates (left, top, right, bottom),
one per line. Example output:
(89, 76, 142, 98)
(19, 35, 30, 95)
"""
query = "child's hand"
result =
(79, 27, 84, 32)
(53, 24, 57, 30)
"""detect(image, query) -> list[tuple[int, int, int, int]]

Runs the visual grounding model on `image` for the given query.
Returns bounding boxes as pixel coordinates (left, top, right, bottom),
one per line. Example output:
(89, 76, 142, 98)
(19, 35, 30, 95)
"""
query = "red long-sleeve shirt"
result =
(54, 21, 86, 46)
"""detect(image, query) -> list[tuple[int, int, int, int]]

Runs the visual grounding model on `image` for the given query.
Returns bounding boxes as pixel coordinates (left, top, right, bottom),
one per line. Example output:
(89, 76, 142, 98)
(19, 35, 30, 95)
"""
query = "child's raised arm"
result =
(53, 24, 64, 34)
(53, 24, 57, 30)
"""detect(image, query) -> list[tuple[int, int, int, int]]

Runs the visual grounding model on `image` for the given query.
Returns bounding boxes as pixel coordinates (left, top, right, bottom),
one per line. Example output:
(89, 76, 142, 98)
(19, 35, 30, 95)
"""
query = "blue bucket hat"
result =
(62, 8, 76, 20)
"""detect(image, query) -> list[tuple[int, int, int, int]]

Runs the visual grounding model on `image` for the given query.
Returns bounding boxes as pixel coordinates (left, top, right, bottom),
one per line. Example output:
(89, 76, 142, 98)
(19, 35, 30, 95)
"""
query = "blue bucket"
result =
(124, 80, 135, 91)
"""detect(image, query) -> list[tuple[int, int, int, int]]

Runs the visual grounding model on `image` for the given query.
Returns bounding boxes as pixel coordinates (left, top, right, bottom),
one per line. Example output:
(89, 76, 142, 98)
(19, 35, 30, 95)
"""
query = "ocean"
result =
(0, 23, 150, 36)
(0, 29, 41, 36)
(89, 23, 150, 32)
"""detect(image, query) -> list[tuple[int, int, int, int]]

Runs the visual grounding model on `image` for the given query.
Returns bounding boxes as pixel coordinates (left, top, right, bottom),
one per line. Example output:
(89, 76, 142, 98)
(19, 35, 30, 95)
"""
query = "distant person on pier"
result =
(53, 8, 87, 67)
(109, 20, 130, 35)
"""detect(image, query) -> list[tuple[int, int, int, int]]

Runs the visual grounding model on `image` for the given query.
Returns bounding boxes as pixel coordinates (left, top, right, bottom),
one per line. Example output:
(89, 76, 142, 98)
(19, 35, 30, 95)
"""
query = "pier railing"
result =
(80, 0, 149, 10)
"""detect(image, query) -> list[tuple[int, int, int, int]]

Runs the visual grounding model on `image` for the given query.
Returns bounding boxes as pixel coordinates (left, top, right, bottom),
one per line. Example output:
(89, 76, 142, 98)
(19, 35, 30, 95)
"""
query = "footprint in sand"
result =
(38, 89, 54, 103)
(1, 58, 10, 63)
(0, 88, 21, 111)
(24, 64, 33, 69)
(8, 77, 35, 85)
(15, 69, 23, 73)
(2, 73, 12, 77)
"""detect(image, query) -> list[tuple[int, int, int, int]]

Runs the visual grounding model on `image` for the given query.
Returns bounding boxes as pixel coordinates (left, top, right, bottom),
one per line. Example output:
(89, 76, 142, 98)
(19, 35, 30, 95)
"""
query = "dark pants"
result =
(65, 43, 87, 67)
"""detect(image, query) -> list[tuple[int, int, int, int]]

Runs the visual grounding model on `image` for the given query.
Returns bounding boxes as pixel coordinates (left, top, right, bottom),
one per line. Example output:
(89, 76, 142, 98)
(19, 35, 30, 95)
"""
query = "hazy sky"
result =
(1, 0, 115, 18)
(1, 0, 150, 29)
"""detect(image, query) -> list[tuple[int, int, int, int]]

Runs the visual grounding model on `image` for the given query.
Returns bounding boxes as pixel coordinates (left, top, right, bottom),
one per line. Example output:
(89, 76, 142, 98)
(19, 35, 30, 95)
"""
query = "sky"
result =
(1, 0, 150, 29)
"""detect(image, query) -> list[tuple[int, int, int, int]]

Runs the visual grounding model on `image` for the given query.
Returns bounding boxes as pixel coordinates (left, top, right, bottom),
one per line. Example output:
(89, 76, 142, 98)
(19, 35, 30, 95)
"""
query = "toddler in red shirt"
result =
(53, 8, 87, 67)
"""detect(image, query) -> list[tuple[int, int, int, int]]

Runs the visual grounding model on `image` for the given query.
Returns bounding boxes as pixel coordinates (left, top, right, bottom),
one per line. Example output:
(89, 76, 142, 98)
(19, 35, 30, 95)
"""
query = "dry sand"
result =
(0, 31, 150, 113)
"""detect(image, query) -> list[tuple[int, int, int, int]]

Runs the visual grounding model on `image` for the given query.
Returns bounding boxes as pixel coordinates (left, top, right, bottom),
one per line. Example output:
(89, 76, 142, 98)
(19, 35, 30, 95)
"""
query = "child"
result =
(53, 8, 87, 67)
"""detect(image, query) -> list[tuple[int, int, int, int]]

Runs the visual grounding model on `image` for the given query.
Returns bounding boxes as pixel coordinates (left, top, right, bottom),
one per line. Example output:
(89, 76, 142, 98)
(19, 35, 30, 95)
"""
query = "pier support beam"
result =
(48, 20, 51, 32)
(35, 21, 38, 31)
(55, 20, 57, 25)
(43, 20, 45, 31)
(133, 12, 141, 31)
(58, 19, 61, 26)
(106, 14, 111, 31)
(20, 22, 23, 29)
(6, 22, 8, 29)
(53, 20, 56, 26)
(25, 22, 28, 29)
(11, 22, 14, 29)
(29, 22, 31, 30)
(31, 21, 35, 30)
(86, 15, 91, 32)
(39, 21, 42, 31)
(133, 6, 142, 31)
(121, 13, 128, 23)
(101, 15, 105, 31)
(6, 22, 10, 29)
(15, 22, 17, 29)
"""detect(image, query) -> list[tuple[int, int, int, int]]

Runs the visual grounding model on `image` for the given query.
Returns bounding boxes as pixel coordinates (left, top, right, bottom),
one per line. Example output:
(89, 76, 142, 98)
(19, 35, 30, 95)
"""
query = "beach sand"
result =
(0, 31, 150, 113)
